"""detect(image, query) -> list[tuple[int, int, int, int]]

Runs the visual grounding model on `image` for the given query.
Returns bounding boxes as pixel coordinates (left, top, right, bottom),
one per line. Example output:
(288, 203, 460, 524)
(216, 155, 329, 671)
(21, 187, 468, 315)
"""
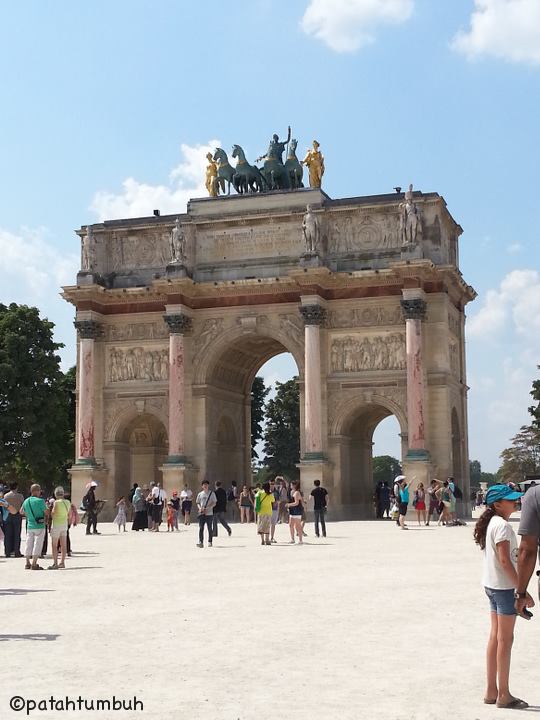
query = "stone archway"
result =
(109, 413, 168, 500)
(196, 329, 301, 487)
(329, 395, 407, 518)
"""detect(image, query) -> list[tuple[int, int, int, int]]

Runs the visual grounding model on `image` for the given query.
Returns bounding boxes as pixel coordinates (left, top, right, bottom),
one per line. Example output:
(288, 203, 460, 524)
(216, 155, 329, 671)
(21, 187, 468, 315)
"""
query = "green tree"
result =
(372, 455, 402, 486)
(498, 425, 540, 483)
(262, 377, 300, 479)
(0, 303, 71, 493)
(469, 459, 482, 486)
(250, 376, 269, 460)
(529, 367, 540, 428)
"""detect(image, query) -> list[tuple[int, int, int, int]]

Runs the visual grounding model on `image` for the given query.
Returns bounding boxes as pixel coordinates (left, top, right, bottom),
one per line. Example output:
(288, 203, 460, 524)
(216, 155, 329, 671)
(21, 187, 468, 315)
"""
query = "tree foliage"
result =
(250, 376, 269, 460)
(373, 455, 402, 486)
(0, 304, 72, 492)
(529, 366, 540, 428)
(469, 459, 497, 487)
(498, 425, 540, 483)
(262, 378, 300, 479)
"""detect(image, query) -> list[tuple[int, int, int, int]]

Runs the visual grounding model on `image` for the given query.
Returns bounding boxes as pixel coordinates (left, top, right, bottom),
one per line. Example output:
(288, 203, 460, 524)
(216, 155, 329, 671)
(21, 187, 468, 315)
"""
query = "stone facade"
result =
(64, 187, 475, 518)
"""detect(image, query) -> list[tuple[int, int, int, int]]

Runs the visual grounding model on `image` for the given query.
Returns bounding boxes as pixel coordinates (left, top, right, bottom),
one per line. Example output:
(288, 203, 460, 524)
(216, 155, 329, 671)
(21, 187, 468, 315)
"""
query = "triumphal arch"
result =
(63, 173, 475, 519)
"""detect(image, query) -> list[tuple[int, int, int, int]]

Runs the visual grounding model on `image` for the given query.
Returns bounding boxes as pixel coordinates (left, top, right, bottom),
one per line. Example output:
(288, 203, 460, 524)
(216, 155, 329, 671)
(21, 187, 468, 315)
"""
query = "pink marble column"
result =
(74, 320, 101, 464)
(401, 298, 428, 458)
(164, 314, 192, 463)
(300, 304, 326, 459)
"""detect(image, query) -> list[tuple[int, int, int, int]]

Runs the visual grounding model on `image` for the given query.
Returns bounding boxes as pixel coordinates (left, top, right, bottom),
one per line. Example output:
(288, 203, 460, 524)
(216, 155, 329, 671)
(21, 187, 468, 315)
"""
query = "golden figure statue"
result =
(205, 152, 218, 197)
(301, 140, 325, 188)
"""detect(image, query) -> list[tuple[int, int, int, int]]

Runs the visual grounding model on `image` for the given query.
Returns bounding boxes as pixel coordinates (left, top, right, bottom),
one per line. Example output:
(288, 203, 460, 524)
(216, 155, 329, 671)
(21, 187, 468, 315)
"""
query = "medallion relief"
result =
(328, 212, 399, 253)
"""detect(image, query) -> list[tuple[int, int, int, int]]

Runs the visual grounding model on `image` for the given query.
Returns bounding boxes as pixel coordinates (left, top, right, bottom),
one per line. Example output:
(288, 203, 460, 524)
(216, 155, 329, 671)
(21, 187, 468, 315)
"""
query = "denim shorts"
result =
(485, 587, 516, 616)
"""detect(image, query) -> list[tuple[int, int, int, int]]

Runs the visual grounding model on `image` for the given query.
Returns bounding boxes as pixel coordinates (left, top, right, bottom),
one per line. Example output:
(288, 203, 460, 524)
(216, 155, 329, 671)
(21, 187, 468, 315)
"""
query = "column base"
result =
(402, 455, 432, 489)
(160, 463, 197, 497)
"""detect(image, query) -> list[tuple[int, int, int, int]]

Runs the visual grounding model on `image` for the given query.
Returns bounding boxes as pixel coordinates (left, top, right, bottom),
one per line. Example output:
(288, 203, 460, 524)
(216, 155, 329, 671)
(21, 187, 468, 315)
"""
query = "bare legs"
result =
(289, 517, 303, 543)
(240, 506, 248, 523)
(485, 612, 519, 705)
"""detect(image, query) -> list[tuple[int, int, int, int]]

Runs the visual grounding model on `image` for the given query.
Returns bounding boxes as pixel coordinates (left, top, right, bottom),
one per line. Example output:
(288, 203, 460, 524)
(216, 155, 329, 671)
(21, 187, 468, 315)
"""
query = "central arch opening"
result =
(204, 332, 301, 489)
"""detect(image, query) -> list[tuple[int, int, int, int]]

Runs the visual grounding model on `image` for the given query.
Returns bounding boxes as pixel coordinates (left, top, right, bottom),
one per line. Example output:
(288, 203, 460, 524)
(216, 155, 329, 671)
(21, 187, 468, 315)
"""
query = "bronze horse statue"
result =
(231, 145, 266, 194)
(213, 148, 235, 195)
(284, 139, 303, 190)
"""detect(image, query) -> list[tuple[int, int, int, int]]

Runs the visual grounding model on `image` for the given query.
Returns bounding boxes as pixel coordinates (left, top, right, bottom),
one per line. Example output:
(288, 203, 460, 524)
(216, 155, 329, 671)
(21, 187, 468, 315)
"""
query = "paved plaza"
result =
(2, 518, 539, 720)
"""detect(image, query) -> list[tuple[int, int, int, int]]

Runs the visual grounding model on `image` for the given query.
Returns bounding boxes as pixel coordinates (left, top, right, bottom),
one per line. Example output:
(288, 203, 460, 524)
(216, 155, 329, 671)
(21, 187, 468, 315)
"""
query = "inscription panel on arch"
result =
(195, 222, 303, 263)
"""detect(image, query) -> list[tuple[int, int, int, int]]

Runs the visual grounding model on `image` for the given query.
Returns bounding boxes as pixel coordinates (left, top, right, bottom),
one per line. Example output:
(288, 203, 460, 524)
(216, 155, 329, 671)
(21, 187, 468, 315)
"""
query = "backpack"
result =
(227, 488, 235, 502)
(255, 492, 263, 514)
(81, 493, 89, 511)
(453, 484, 462, 499)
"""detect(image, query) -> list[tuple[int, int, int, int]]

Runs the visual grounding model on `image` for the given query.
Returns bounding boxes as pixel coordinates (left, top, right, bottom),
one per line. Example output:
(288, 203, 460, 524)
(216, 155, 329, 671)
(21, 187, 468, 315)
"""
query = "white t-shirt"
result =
(482, 515, 518, 590)
(180, 489, 193, 501)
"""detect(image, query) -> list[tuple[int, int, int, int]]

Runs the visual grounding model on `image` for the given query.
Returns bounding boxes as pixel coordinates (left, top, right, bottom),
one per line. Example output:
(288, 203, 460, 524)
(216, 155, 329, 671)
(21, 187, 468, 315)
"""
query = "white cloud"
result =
(300, 0, 414, 53)
(0, 227, 78, 303)
(90, 139, 221, 221)
(452, 0, 540, 65)
(466, 268, 540, 338)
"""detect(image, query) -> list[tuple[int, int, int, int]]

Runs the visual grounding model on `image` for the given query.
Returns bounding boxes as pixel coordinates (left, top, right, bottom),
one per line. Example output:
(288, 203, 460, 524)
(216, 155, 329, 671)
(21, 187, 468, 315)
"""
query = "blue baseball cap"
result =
(485, 484, 523, 505)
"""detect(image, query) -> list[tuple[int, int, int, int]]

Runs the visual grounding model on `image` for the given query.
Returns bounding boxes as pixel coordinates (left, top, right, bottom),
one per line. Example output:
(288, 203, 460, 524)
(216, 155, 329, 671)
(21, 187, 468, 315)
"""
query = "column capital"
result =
(400, 298, 427, 321)
(300, 304, 327, 326)
(164, 313, 192, 334)
(74, 319, 102, 339)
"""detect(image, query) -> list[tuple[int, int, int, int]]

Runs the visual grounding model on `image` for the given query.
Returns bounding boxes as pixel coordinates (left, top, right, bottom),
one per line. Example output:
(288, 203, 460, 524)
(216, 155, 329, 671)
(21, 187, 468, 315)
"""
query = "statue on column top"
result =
(170, 218, 186, 264)
(82, 225, 96, 271)
(399, 183, 422, 246)
(302, 204, 321, 254)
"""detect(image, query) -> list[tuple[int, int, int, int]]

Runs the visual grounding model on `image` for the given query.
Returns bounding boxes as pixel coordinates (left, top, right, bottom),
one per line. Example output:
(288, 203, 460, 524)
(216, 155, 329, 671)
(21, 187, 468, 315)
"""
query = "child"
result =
(166, 501, 175, 532)
(114, 496, 127, 532)
(473, 484, 533, 710)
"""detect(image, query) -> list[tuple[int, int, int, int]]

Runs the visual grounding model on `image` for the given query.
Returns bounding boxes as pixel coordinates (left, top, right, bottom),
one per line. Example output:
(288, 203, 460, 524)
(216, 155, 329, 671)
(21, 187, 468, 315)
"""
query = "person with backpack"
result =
(20, 484, 49, 570)
(83, 481, 100, 535)
(196, 480, 216, 548)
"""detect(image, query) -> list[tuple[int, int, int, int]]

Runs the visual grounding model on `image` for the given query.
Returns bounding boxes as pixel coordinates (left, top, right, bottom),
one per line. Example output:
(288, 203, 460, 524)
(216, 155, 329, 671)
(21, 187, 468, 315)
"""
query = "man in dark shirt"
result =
(84, 482, 100, 535)
(212, 481, 232, 538)
(4, 481, 25, 558)
(310, 479, 329, 538)
(515, 484, 539, 617)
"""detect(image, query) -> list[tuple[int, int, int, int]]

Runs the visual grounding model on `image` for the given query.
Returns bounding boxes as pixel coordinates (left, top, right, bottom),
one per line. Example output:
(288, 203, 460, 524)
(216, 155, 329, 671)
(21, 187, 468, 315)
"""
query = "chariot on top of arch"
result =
(207, 127, 325, 197)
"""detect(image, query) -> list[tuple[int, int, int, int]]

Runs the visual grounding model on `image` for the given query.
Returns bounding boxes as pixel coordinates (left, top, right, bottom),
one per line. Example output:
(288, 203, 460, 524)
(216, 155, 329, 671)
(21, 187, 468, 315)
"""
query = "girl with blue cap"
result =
(473, 484, 531, 710)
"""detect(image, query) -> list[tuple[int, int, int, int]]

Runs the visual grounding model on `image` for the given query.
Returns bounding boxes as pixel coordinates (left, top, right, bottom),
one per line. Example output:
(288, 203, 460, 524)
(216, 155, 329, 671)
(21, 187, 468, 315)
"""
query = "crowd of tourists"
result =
(374, 475, 465, 529)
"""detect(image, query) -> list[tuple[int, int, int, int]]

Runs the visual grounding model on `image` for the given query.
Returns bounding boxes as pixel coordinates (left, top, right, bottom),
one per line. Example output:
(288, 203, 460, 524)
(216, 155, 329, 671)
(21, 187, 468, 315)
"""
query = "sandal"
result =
(58, 563, 65, 569)
(496, 698, 528, 709)
(48, 564, 59, 570)
(483, 698, 496, 705)
(31, 565, 44, 570)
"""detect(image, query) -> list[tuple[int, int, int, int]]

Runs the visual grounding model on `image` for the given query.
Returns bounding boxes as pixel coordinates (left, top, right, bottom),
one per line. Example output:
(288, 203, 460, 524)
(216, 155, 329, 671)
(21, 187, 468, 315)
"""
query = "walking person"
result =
(212, 481, 232, 538)
(3, 481, 24, 558)
(20, 484, 49, 570)
(256, 482, 274, 546)
(438, 481, 452, 526)
(114, 496, 127, 532)
(131, 487, 148, 531)
(180, 484, 193, 526)
(276, 477, 288, 523)
(414, 482, 427, 526)
(150, 483, 166, 532)
(286, 481, 304, 544)
(83, 481, 100, 535)
(393, 475, 404, 527)
(196, 480, 216, 548)
(239, 485, 253, 523)
(49, 486, 70, 570)
(473, 484, 530, 710)
(146, 485, 155, 531)
(515, 482, 540, 621)
(379, 481, 391, 519)
(227, 481, 239, 522)
(310, 479, 329, 538)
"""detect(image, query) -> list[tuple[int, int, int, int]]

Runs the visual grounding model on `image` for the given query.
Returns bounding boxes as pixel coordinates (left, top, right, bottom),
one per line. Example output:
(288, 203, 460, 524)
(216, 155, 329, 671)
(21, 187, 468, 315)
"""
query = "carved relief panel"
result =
(328, 211, 399, 254)
(108, 346, 168, 383)
(330, 333, 406, 373)
(327, 305, 403, 328)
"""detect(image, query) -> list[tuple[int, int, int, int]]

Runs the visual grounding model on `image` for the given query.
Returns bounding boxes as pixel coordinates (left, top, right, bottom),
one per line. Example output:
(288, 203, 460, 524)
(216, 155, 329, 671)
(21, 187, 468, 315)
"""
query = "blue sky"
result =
(1, 0, 539, 471)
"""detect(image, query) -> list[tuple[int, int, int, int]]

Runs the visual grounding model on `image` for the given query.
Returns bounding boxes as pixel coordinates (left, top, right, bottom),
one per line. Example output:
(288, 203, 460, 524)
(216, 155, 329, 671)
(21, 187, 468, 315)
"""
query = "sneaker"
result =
(228, 530, 232, 536)
(208, 542, 212, 547)
(271, 539, 277, 543)
(196, 543, 203, 548)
